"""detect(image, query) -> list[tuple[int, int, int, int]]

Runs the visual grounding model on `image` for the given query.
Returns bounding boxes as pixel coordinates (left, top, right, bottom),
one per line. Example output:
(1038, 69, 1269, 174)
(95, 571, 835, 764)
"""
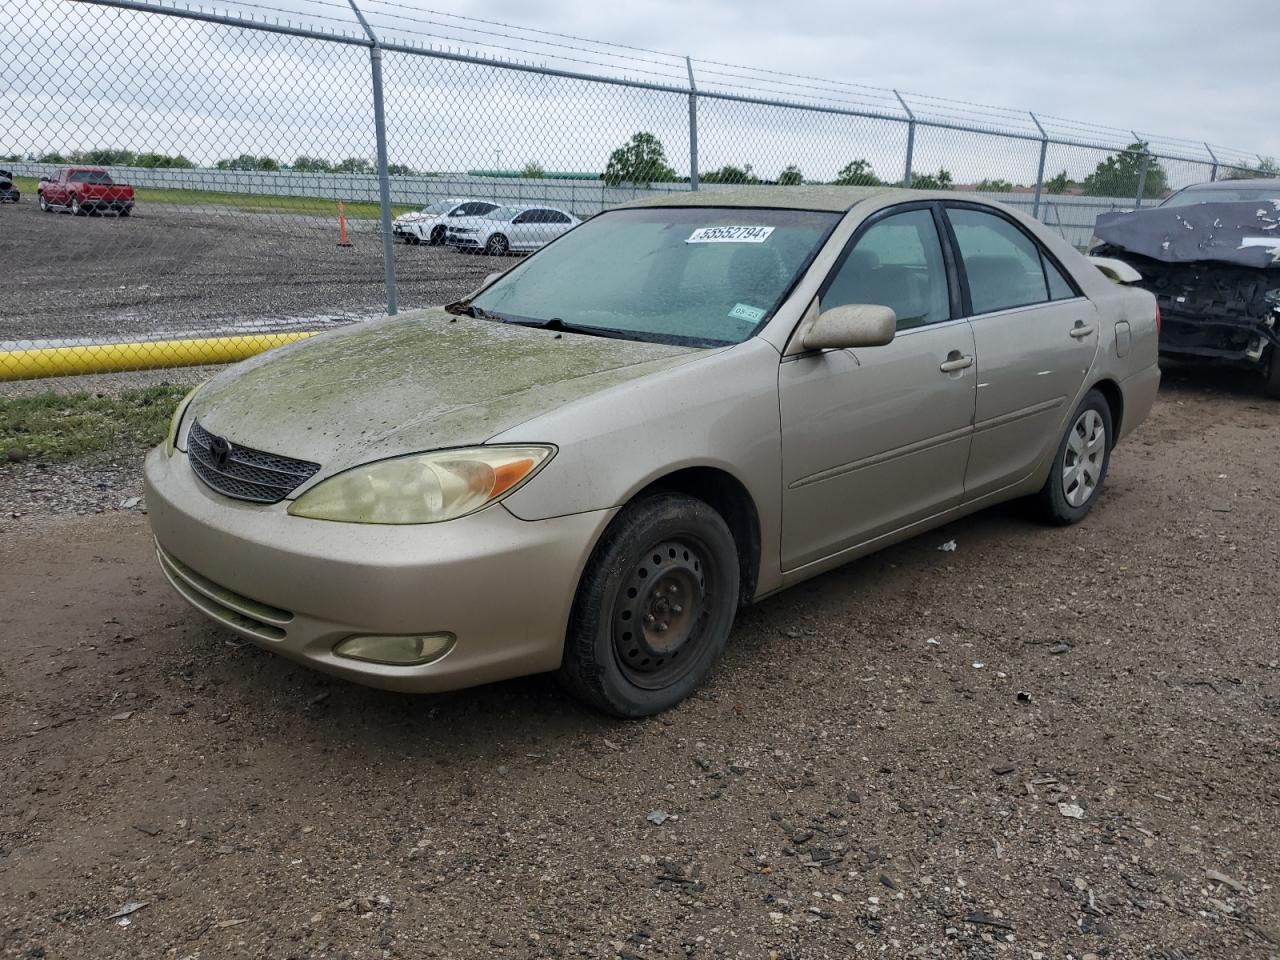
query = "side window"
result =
(948, 208, 1052, 314)
(822, 208, 951, 330)
(449, 204, 468, 217)
(548, 211, 570, 224)
(478, 203, 498, 215)
(1043, 254, 1077, 300)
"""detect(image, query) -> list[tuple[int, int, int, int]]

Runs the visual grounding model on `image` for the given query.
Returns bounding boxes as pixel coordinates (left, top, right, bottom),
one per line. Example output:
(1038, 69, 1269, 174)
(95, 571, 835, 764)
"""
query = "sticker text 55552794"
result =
(686, 226, 775, 244)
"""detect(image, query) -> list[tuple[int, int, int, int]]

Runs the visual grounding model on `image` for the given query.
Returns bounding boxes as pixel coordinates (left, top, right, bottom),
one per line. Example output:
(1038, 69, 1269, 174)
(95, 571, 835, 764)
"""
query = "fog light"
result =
(333, 633, 455, 666)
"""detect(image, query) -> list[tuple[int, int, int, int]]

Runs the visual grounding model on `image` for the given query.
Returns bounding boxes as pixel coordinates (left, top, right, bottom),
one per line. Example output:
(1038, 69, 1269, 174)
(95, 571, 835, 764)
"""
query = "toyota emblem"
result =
(209, 434, 232, 469)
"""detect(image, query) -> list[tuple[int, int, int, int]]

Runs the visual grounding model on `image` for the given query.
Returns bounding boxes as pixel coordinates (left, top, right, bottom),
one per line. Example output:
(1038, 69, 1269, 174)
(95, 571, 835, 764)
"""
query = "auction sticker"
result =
(728, 302, 766, 324)
(686, 225, 775, 244)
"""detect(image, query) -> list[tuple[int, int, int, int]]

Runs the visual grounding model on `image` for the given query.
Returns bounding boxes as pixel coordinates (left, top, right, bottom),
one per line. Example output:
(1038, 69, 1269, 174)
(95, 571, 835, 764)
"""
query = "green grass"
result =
(12, 176, 416, 219)
(0, 384, 189, 462)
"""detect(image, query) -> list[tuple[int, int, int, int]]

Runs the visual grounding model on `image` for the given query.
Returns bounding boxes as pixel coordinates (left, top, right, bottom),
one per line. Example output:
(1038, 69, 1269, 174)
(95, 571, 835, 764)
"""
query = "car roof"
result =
(1174, 178, 1280, 192)
(615, 184, 916, 213)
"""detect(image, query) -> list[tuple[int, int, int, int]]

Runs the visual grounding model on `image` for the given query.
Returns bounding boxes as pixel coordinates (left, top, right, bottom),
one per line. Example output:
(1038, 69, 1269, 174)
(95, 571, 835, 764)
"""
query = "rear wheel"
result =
(118, 205, 131, 218)
(485, 233, 509, 256)
(558, 493, 740, 717)
(1035, 389, 1113, 525)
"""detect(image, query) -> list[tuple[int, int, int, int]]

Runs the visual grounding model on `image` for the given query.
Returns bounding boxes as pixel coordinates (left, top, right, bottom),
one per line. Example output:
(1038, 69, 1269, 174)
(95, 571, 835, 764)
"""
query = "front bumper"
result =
(144, 446, 614, 693)
(447, 234, 481, 247)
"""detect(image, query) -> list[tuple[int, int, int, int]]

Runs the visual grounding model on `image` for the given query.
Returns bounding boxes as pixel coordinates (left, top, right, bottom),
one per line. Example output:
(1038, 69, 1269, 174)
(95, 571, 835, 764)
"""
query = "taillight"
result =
(1154, 303, 1162, 335)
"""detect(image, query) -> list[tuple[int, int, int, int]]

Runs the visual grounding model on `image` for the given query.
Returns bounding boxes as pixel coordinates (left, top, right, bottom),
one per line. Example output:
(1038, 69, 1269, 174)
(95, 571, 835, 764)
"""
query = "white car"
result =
(446, 205, 581, 255)
(392, 198, 500, 245)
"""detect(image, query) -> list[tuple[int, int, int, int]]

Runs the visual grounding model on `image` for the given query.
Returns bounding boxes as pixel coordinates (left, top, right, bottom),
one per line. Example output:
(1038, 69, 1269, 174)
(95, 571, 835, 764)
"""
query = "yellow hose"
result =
(0, 332, 316, 382)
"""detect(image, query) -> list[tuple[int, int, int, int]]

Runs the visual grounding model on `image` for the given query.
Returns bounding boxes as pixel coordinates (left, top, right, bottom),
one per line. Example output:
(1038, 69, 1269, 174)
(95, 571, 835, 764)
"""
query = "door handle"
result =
(939, 352, 974, 373)
(1069, 322, 1096, 339)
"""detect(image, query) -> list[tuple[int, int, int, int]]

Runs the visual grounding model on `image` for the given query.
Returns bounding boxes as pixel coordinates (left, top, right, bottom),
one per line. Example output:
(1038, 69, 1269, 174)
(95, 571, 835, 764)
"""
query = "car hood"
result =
(188, 309, 705, 477)
(1095, 200, 1280, 268)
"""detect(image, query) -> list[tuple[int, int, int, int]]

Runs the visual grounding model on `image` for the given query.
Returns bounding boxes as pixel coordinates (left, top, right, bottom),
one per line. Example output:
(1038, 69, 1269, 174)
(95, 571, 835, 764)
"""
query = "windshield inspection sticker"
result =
(686, 225, 775, 244)
(728, 302, 766, 324)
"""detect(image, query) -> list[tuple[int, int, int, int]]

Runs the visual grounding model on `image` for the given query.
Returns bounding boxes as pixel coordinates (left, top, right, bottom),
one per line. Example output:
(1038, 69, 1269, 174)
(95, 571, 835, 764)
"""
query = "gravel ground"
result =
(2, 372, 1279, 960)
(0, 200, 493, 343)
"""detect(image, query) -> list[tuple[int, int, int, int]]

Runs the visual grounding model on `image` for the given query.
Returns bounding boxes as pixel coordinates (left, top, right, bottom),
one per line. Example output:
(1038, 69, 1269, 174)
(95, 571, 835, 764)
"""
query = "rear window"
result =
(1162, 183, 1280, 207)
(70, 170, 114, 184)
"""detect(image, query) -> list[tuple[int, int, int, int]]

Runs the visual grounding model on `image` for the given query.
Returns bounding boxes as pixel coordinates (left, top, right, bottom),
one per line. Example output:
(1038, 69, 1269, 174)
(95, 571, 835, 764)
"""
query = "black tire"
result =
(1265, 347, 1280, 401)
(430, 225, 446, 245)
(39, 193, 50, 212)
(70, 194, 85, 216)
(558, 492, 740, 717)
(1034, 389, 1113, 525)
(118, 205, 131, 218)
(485, 233, 509, 256)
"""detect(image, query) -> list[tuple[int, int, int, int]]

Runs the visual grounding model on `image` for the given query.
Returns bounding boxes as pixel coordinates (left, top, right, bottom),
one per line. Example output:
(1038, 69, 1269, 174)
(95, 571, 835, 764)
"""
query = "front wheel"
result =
(430, 225, 446, 246)
(485, 233, 509, 256)
(70, 195, 85, 216)
(39, 194, 50, 212)
(1035, 389, 1113, 525)
(558, 493, 740, 717)
(1265, 347, 1280, 401)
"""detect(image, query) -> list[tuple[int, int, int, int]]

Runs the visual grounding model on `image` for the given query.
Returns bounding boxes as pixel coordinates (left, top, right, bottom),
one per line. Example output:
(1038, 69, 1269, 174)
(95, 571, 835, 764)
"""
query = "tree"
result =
(337, 157, 373, 174)
(1223, 156, 1278, 181)
(833, 159, 881, 186)
(292, 156, 335, 172)
(520, 161, 546, 179)
(975, 178, 1013, 193)
(701, 163, 758, 185)
(134, 152, 193, 168)
(911, 168, 953, 190)
(386, 163, 416, 176)
(778, 165, 803, 186)
(1082, 141, 1167, 199)
(1045, 170, 1071, 194)
(216, 154, 279, 171)
(603, 132, 677, 188)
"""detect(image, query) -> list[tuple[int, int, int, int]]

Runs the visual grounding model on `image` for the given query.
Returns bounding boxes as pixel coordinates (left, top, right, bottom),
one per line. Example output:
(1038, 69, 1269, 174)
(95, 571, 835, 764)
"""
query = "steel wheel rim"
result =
(1062, 408, 1106, 508)
(612, 537, 713, 690)
(488, 235, 507, 255)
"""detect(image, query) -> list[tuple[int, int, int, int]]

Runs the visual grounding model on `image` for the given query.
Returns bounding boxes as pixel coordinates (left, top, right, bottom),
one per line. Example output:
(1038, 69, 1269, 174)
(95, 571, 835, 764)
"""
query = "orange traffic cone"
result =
(336, 200, 353, 248)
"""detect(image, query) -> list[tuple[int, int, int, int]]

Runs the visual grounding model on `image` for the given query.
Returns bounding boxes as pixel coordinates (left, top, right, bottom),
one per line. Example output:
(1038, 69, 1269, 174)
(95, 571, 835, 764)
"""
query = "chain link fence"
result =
(2, 0, 1273, 382)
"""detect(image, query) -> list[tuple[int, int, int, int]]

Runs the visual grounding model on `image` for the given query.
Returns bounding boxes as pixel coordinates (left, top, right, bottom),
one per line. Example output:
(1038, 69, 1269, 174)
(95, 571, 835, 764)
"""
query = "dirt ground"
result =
(2, 371, 1279, 960)
(0, 200, 492, 343)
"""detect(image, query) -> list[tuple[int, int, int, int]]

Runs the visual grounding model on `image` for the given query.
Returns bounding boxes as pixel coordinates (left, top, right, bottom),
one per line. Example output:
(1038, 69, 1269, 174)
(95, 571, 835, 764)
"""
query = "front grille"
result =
(187, 420, 320, 504)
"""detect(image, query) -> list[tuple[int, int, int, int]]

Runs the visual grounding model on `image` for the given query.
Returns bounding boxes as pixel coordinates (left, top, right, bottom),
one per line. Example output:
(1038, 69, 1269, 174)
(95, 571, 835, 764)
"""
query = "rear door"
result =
(943, 204, 1099, 499)
(779, 204, 977, 569)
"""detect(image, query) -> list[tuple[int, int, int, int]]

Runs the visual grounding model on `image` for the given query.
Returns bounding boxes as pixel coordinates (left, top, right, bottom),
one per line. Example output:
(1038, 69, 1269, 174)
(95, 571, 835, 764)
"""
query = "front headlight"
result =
(287, 445, 554, 524)
(164, 385, 202, 456)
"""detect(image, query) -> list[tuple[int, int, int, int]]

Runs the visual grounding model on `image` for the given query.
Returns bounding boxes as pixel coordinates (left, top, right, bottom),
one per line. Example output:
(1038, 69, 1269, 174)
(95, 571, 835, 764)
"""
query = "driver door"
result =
(779, 205, 977, 571)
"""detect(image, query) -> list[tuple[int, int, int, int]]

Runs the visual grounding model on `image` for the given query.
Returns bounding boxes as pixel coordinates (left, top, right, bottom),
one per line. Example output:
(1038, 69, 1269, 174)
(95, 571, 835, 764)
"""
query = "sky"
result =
(6, 0, 1277, 185)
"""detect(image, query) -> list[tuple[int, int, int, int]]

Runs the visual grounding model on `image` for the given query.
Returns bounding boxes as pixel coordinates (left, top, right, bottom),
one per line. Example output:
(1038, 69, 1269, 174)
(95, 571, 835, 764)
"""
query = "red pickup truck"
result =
(37, 167, 135, 216)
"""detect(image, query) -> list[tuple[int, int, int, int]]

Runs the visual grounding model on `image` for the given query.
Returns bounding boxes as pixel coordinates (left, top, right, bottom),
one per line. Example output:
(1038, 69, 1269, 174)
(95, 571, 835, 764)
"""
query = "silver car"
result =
(446, 204, 580, 255)
(392, 198, 500, 245)
(146, 186, 1160, 716)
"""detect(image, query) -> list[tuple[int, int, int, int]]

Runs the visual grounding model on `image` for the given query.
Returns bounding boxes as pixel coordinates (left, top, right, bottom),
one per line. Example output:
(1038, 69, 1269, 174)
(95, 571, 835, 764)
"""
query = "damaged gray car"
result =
(1091, 178, 1280, 396)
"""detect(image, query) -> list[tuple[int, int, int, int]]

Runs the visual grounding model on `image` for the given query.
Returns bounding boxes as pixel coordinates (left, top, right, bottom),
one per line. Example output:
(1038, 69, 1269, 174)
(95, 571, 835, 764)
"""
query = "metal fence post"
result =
(346, 0, 398, 315)
(1204, 142, 1219, 182)
(1030, 112, 1048, 219)
(894, 90, 914, 188)
(686, 57, 699, 191)
(1134, 150, 1151, 209)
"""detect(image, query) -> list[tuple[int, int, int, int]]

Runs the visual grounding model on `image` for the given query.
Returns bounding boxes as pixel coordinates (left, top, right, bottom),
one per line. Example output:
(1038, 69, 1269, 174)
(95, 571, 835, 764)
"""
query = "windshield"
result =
(420, 200, 454, 215)
(1162, 183, 1280, 207)
(70, 170, 113, 184)
(470, 206, 840, 347)
(485, 206, 520, 221)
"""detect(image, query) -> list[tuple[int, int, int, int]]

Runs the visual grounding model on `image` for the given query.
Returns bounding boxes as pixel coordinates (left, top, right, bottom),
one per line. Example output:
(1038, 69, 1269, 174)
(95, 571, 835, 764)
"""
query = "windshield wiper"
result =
(509, 317, 636, 341)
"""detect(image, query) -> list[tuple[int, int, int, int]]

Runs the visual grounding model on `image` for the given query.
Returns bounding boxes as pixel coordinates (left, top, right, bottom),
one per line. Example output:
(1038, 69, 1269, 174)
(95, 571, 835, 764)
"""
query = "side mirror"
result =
(802, 304, 897, 351)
